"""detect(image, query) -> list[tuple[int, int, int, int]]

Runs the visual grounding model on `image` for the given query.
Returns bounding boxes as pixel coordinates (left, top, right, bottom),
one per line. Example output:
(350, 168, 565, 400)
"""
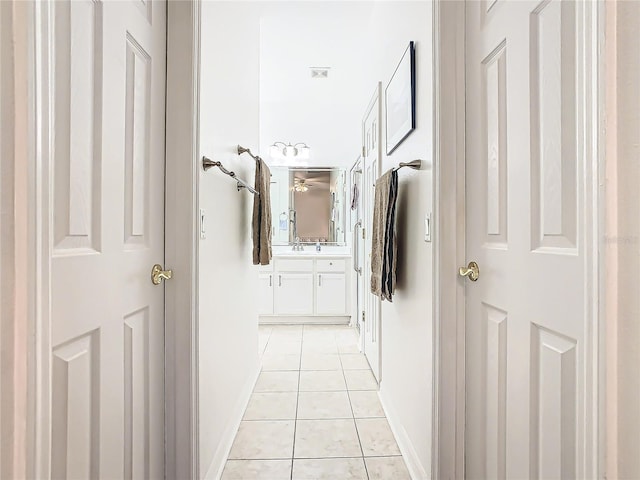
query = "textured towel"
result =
(350, 182, 359, 211)
(252, 159, 272, 265)
(382, 171, 398, 301)
(370, 169, 398, 301)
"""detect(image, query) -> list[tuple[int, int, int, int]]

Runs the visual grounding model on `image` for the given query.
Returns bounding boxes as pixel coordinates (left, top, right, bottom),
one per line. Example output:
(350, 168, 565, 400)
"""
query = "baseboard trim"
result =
(259, 315, 350, 325)
(203, 364, 261, 480)
(378, 389, 430, 480)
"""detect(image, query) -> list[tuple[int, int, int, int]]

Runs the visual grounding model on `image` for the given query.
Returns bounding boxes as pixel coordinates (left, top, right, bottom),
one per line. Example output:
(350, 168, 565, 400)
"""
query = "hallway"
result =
(221, 325, 410, 479)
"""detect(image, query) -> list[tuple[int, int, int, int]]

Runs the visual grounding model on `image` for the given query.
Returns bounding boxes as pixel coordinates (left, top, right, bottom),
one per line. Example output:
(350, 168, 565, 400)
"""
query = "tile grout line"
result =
(223, 327, 277, 475)
(229, 453, 404, 462)
(233, 326, 391, 478)
(290, 325, 304, 480)
(258, 326, 271, 358)
(226, 327, 276, 475)
(337, 330, 371, 480)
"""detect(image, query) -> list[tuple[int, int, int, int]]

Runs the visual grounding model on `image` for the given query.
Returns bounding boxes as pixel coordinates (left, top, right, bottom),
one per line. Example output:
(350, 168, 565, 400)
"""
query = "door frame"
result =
(20, 1, 201, 478)
(431, 1, 466, 478)
(432, 0, 606, 478)
(1, 1, 35, 478)
(164, 2, 201, 479)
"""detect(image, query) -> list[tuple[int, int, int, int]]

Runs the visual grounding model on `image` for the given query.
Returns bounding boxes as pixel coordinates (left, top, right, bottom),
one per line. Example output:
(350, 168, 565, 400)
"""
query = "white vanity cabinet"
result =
(275, 273, 314, 315)
(258, 255, 351, 323)
(258, 272, 274, 315)
(274, 259, 315, 315)
(315, 259, 347, 315)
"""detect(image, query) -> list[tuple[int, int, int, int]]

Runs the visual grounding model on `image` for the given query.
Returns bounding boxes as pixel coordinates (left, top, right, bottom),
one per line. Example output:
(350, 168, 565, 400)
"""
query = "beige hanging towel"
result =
(370, 169, 398, 301)
(252, 158, 272, 265)
(383, 170, 398, 301)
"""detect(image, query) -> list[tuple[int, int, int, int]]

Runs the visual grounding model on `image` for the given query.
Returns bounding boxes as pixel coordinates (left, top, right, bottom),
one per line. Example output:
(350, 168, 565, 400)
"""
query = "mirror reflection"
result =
(271, 167, 347, 245)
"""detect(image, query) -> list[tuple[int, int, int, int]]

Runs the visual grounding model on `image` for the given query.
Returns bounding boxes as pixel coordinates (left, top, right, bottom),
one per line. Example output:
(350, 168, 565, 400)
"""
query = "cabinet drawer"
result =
(316, 259, 346, 272)
(258, 263, 274, 272)
(276, 259, 313, 272)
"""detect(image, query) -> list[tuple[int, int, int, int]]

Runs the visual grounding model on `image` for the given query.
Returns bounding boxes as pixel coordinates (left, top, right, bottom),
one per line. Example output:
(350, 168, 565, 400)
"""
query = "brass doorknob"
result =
(459, 261, 479, 282)
(151, 264, 173, 285)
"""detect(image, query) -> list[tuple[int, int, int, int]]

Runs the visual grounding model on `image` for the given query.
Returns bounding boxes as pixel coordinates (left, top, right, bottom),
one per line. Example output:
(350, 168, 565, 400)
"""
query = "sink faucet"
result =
(293, 237, 304, 251)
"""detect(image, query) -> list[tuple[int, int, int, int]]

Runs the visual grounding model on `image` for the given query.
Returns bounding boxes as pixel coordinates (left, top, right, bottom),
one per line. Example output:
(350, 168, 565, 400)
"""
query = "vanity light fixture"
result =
(270, 142, 310, 160)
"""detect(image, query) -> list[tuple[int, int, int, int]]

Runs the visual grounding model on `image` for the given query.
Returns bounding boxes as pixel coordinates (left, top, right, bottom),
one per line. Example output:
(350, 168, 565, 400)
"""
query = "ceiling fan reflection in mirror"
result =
(293, 178, 314, 192)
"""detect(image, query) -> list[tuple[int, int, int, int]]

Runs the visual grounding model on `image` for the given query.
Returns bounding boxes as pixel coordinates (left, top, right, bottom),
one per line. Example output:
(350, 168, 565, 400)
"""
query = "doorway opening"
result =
(196, 2, 435, 479)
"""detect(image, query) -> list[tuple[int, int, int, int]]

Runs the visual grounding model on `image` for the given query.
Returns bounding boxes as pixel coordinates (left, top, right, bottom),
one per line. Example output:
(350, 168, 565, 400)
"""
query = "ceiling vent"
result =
(310, 67, 330, 78)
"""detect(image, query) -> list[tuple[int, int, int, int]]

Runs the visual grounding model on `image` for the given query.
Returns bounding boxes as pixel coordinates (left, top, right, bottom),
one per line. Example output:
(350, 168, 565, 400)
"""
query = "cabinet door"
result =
(316, 273, 347, 315)
(275, 273, 314, 315)
(258, 273, 274, 315)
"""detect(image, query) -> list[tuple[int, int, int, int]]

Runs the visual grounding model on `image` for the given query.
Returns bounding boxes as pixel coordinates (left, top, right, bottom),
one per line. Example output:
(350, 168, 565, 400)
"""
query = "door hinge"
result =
(361, 311, 365, 323)
(362, 146, 365, 157)
(362, 228, 365, 240)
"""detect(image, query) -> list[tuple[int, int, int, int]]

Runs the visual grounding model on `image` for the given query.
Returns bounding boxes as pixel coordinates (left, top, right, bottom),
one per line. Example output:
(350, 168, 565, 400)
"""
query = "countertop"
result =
(273, 252, 352, 258)
(271, 247, 352, 258)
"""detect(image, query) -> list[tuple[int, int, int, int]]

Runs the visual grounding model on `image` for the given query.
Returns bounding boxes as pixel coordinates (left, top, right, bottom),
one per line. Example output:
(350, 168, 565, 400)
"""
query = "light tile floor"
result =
(221, 325, 411, 480)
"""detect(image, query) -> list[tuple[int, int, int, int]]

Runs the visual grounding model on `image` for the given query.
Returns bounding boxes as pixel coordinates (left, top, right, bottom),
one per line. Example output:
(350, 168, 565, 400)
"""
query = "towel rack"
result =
(202, 156, 259, 195)
(237, 144, 274, 179)
(394, 159, 422, 172)
(237, 144, 260, 162)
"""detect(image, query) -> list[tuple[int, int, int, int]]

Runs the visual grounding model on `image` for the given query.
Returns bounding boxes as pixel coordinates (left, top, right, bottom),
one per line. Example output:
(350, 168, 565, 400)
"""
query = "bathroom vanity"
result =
(258, 252, 352, 324)
(260, 166, 352, 324)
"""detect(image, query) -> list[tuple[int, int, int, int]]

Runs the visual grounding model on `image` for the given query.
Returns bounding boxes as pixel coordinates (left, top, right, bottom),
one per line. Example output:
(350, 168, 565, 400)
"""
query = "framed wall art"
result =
(385, 41, 416, 155)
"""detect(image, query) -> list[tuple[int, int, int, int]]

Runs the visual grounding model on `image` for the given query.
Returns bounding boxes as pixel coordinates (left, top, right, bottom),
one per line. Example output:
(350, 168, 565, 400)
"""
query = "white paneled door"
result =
(464, 1, 598, 479)
(362, 85, 382, 383)
(50, 1, 166, 478)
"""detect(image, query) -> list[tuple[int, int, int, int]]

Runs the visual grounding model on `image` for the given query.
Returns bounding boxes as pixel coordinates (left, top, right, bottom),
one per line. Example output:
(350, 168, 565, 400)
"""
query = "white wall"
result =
(365, 3, 434, 478)
(259, 2, 374, 168)
(198, 2, 261, 477)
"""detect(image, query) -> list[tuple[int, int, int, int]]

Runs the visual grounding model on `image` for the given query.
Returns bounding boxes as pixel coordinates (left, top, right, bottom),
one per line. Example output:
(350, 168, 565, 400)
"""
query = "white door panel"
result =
(465, 1, 597, 478)
(362, 85, 381, 383)
(50, 1, 166, 478)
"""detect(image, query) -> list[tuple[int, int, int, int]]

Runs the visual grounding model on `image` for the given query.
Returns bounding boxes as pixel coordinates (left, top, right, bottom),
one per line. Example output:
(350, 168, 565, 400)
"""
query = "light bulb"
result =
(284, 144, 297, 157)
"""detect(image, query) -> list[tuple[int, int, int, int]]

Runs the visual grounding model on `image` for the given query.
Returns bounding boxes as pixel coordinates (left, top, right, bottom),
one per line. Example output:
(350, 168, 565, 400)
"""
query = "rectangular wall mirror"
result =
(271, 167, 347, 246)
